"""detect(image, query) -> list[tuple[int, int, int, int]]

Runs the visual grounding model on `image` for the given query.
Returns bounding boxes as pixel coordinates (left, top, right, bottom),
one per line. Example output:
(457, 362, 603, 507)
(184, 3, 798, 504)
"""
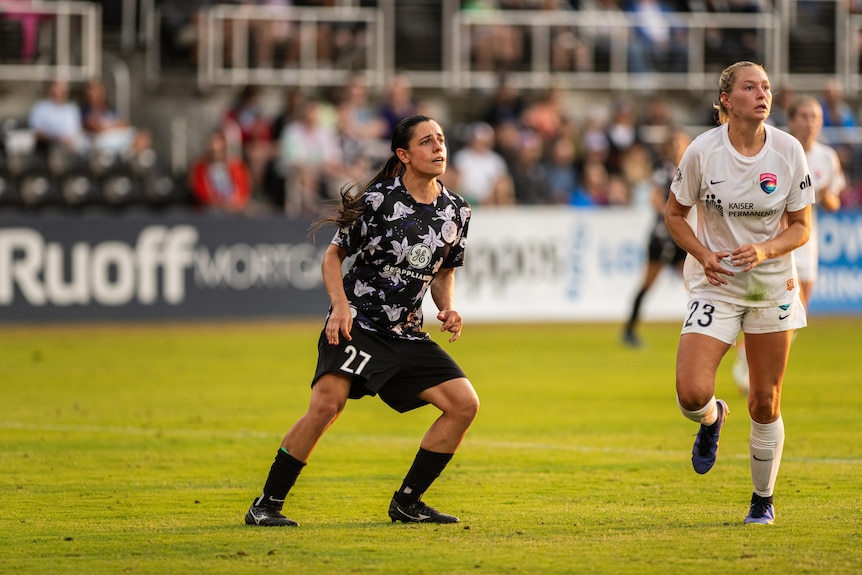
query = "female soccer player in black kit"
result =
(245, 115, 479, 527)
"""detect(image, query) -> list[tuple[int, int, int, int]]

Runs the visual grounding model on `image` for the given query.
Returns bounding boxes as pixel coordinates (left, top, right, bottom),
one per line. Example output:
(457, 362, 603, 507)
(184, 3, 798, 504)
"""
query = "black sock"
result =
(394, 448, 454, 505)
(752, 493, 773, 505)
(256, 447, 306, 508)
(625, 288, 646, 333)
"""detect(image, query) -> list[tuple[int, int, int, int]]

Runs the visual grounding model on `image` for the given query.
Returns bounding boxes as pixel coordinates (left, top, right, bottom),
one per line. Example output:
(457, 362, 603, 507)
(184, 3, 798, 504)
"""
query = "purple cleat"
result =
(691, 399, 728, 474)
(744, 493, 776, 525)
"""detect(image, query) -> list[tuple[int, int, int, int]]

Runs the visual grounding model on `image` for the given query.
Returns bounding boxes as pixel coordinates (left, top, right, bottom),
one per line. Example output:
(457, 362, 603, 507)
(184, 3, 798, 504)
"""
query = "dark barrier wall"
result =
(2, 210, 861, 323)
(0, 213, 333, 322)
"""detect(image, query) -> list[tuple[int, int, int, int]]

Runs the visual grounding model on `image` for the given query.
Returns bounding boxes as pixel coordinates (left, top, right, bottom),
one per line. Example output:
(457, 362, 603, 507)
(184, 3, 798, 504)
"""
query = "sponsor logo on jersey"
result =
(407, 243, 433, 268)
(704, 193, 724, 217)
(760, 173, 778, 194)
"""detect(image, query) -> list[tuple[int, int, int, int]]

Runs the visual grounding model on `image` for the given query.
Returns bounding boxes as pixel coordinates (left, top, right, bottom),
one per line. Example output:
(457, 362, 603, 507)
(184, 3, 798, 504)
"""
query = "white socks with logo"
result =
(750, 416, 784, 497)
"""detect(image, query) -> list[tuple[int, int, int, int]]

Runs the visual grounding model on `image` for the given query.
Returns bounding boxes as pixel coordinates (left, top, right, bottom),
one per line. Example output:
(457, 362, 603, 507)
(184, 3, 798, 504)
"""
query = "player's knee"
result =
(308, 395, 346, 423)
(747, 392, 779, 423)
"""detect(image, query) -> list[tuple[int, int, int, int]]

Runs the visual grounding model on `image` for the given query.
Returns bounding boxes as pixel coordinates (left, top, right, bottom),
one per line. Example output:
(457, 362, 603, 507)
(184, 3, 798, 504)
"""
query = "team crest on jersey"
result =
(760, 173, 777, 194)
(407, 243, 433, 268)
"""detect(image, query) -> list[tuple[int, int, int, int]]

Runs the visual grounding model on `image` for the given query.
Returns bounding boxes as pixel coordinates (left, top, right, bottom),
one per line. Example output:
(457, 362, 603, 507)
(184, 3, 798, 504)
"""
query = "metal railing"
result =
(451, 9, 780, 93)
(0, 0, 101, 82)
(142, 2, 384, 90)
(3, 1, 861, 95)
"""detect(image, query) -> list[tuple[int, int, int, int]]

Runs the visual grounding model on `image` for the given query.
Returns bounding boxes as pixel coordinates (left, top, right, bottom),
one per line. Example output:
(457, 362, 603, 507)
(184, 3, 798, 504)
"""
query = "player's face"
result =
(723, 67, 772, 123)
(789, 101, 823, 142)
(399, 120, 447, 178)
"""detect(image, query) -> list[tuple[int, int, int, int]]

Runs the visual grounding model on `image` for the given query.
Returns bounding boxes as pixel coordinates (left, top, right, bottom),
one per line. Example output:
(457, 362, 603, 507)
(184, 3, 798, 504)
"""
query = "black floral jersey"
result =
(330, 177, 471, 341)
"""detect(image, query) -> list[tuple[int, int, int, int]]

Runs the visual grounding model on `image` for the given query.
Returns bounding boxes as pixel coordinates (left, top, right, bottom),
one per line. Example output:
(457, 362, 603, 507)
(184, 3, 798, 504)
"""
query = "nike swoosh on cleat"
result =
(398, 509, 430, 521)
(249, 510, 267, 524)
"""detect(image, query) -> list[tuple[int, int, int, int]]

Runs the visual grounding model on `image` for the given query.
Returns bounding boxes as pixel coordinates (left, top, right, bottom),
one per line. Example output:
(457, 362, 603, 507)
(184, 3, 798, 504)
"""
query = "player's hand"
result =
(701, 251, 734, 286)
(326, 304, 353, 345)
(437, 309, 462, 343)
(730, 243, 766, 272)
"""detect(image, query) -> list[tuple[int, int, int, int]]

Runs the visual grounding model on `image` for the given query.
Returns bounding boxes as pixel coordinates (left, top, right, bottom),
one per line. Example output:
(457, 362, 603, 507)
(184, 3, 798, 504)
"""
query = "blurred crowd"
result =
(200, 70, 862, 217)
(3, 69, 862, 216)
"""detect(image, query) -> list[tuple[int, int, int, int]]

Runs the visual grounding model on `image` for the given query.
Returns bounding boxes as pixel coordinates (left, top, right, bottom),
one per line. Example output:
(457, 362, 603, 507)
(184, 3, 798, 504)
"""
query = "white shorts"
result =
(680, 293, 807, 344)
(794, 239, 818, 283)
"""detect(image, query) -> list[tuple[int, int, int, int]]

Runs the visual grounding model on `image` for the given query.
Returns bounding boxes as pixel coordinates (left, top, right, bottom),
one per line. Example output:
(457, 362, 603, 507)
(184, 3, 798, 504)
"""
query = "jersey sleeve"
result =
(331, 196, 372, 256)
(786, 139, 815, 213)
(670, 143, 702, 207)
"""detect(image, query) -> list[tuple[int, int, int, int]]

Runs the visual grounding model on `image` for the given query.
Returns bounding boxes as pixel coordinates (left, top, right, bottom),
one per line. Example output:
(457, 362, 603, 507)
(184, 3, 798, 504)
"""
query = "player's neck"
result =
(727, 121, 766, 157)
(402, 174, 440, 204)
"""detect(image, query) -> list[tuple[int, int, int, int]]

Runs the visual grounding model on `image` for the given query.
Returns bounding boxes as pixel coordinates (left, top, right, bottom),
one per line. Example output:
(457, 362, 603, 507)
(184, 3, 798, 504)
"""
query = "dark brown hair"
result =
(312, 114, 435, 233)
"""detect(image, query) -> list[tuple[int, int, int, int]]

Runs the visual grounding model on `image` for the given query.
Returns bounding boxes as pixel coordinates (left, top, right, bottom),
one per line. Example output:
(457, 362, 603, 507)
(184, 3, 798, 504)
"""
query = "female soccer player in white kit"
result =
(732, 95, 846, 393)
(783, 96, 845, 309)
(665, 61, 814, 524)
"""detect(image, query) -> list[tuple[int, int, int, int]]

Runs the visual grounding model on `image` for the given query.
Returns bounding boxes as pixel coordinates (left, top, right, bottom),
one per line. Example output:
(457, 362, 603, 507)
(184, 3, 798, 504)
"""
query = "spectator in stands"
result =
(605, 96, 641, 176)
(576, 0, 625, 72)
(544, 134, 579, 204)
(331, 96, 377, 201)
(270, 87, 306, 142)
(451, 121, 515, 206)
(521, 84, 571, 153)
(338, 73, 388, 152)
(623, 0, 687, 73)
(462, 0, 525, 72)
(80, 77, 153, 159)
(245, 0, 294, 68)
(570, 158, 611, 206)
(818, 78, 858, 185)
(481, 72, 527, 129)
(819, 78, 856, 129)
(379, 73, 418, 140)
(766, 87, 795, 129)
(189, 130, 253, 213)
(276, 98, 343, 218)
(223, 84, 275, 195)
(545, 0, 591, 71)
(28, 78, 89, 156)
(508, 128, 553, 205)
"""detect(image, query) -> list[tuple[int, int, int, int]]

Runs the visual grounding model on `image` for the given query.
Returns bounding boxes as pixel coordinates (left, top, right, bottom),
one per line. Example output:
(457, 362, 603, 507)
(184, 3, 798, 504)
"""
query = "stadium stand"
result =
(2, 0, 862, 214)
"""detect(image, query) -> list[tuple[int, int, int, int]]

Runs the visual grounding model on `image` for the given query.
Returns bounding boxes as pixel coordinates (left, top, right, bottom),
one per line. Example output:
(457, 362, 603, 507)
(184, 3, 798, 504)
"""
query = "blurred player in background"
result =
(244, 115, 478, 527)
(732, 95, 846, 393)
(622, 127, 691, 347)
(665, 61, 813, 525)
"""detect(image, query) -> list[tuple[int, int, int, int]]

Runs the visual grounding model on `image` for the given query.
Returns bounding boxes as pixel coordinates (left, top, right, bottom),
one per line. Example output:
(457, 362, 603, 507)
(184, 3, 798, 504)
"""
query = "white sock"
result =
(750, 416, 785, 498)
(677, 395, 717, 426)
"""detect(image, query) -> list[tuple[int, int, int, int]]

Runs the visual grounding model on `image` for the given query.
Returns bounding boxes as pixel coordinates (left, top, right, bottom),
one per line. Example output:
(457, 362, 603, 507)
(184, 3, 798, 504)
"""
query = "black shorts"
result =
(312, 326, 467, 413)
(647, 225, 687, 266)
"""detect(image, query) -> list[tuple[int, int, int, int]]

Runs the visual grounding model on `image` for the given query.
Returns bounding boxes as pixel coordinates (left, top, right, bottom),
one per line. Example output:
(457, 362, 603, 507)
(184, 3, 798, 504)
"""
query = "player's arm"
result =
(430, 267, 462, 343)
(665, 194, 733, 286)
(731, 206, 811, 272)
(819, 152, 846, 212)
(322, 243, 352, 344)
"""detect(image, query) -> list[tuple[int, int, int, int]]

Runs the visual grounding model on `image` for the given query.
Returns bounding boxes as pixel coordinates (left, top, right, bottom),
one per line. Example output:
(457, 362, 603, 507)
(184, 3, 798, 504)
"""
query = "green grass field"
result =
(1, 317, 860, 574)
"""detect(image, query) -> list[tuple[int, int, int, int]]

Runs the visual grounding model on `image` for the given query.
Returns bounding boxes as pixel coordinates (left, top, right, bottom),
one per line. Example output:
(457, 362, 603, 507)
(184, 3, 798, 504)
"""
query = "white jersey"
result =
(794, 141, 846, 281)
(671, 123, 814, 307)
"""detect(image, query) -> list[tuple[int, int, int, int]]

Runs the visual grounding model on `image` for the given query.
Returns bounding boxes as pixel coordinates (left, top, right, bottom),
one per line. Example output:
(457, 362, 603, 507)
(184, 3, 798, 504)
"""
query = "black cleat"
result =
(244, 500, 298, 527)
(388, 493, 459, 524)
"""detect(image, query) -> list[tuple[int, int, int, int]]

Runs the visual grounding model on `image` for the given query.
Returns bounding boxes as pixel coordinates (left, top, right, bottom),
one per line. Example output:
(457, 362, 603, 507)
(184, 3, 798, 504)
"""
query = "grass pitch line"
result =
(3, 420, 860, 466)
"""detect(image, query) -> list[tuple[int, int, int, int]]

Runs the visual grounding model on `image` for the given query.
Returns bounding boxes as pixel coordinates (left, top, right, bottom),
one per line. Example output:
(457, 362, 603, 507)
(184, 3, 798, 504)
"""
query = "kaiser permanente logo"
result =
(0, 225, 324, 307)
